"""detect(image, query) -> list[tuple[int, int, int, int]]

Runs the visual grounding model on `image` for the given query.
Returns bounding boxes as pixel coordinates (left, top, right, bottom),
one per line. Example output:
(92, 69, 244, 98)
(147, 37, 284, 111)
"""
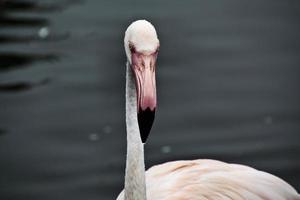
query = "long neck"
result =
(124, 62, 147, 200)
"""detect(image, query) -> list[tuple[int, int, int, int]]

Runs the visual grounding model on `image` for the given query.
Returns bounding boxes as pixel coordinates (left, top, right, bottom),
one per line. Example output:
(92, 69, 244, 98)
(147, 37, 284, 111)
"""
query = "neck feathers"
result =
(124, 62, 147, 200)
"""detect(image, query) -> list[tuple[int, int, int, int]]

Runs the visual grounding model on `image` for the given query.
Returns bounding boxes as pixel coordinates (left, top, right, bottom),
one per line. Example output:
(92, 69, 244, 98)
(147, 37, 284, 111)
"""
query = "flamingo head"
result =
(124, 20, 160, 143)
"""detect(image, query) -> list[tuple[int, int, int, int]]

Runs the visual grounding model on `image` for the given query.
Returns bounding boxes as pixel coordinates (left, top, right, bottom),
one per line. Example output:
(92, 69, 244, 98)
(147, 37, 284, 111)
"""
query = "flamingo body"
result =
(117, 159, 299, 200)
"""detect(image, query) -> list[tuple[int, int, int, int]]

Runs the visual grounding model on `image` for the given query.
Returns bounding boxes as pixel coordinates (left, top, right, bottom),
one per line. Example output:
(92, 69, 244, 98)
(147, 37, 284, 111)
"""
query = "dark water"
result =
(0, 0, 300, 199)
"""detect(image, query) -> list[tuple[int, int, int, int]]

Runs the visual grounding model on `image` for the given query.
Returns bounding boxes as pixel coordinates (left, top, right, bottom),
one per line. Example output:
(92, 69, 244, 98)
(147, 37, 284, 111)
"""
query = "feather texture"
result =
(117, 159, 300, 200)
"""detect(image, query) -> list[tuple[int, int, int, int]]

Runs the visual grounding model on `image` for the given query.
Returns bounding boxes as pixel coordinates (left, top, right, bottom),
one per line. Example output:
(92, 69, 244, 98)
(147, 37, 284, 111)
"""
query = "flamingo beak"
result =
(131, 52, 157, 143)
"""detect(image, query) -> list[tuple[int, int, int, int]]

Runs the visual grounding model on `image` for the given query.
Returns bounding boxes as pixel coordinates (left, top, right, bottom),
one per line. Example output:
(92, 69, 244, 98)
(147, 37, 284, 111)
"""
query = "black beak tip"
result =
(138, 107, 155, 143)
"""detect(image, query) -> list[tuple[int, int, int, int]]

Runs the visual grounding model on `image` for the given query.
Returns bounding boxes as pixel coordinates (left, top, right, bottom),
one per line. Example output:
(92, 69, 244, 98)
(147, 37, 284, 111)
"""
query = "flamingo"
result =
(117, 20, 300, 200)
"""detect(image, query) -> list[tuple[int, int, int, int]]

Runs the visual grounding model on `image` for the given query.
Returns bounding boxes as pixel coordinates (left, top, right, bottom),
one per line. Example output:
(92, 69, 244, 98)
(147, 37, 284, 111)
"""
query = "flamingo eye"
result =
(154, 45, 159, 54)
(129, 43, 136, 53)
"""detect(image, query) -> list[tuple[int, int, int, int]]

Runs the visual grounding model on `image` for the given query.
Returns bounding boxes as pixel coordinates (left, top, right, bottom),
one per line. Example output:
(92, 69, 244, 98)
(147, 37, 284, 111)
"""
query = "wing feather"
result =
(117, 159, 300, 200)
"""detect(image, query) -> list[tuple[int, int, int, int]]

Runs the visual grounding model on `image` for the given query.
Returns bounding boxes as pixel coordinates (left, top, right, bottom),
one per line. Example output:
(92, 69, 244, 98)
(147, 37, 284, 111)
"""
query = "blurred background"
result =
(0, 0, 299, 199)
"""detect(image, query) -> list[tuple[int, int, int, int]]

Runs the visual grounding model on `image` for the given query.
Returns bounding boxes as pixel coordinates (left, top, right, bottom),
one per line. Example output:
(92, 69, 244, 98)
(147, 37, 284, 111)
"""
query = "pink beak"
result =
(131, 52, 157, 142)
(131, 53, 157, 112)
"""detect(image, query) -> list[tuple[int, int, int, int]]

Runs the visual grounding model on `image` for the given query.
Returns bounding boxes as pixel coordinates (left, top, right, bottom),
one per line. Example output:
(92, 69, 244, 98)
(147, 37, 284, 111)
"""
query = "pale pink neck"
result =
(124, 62, 147, 200)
